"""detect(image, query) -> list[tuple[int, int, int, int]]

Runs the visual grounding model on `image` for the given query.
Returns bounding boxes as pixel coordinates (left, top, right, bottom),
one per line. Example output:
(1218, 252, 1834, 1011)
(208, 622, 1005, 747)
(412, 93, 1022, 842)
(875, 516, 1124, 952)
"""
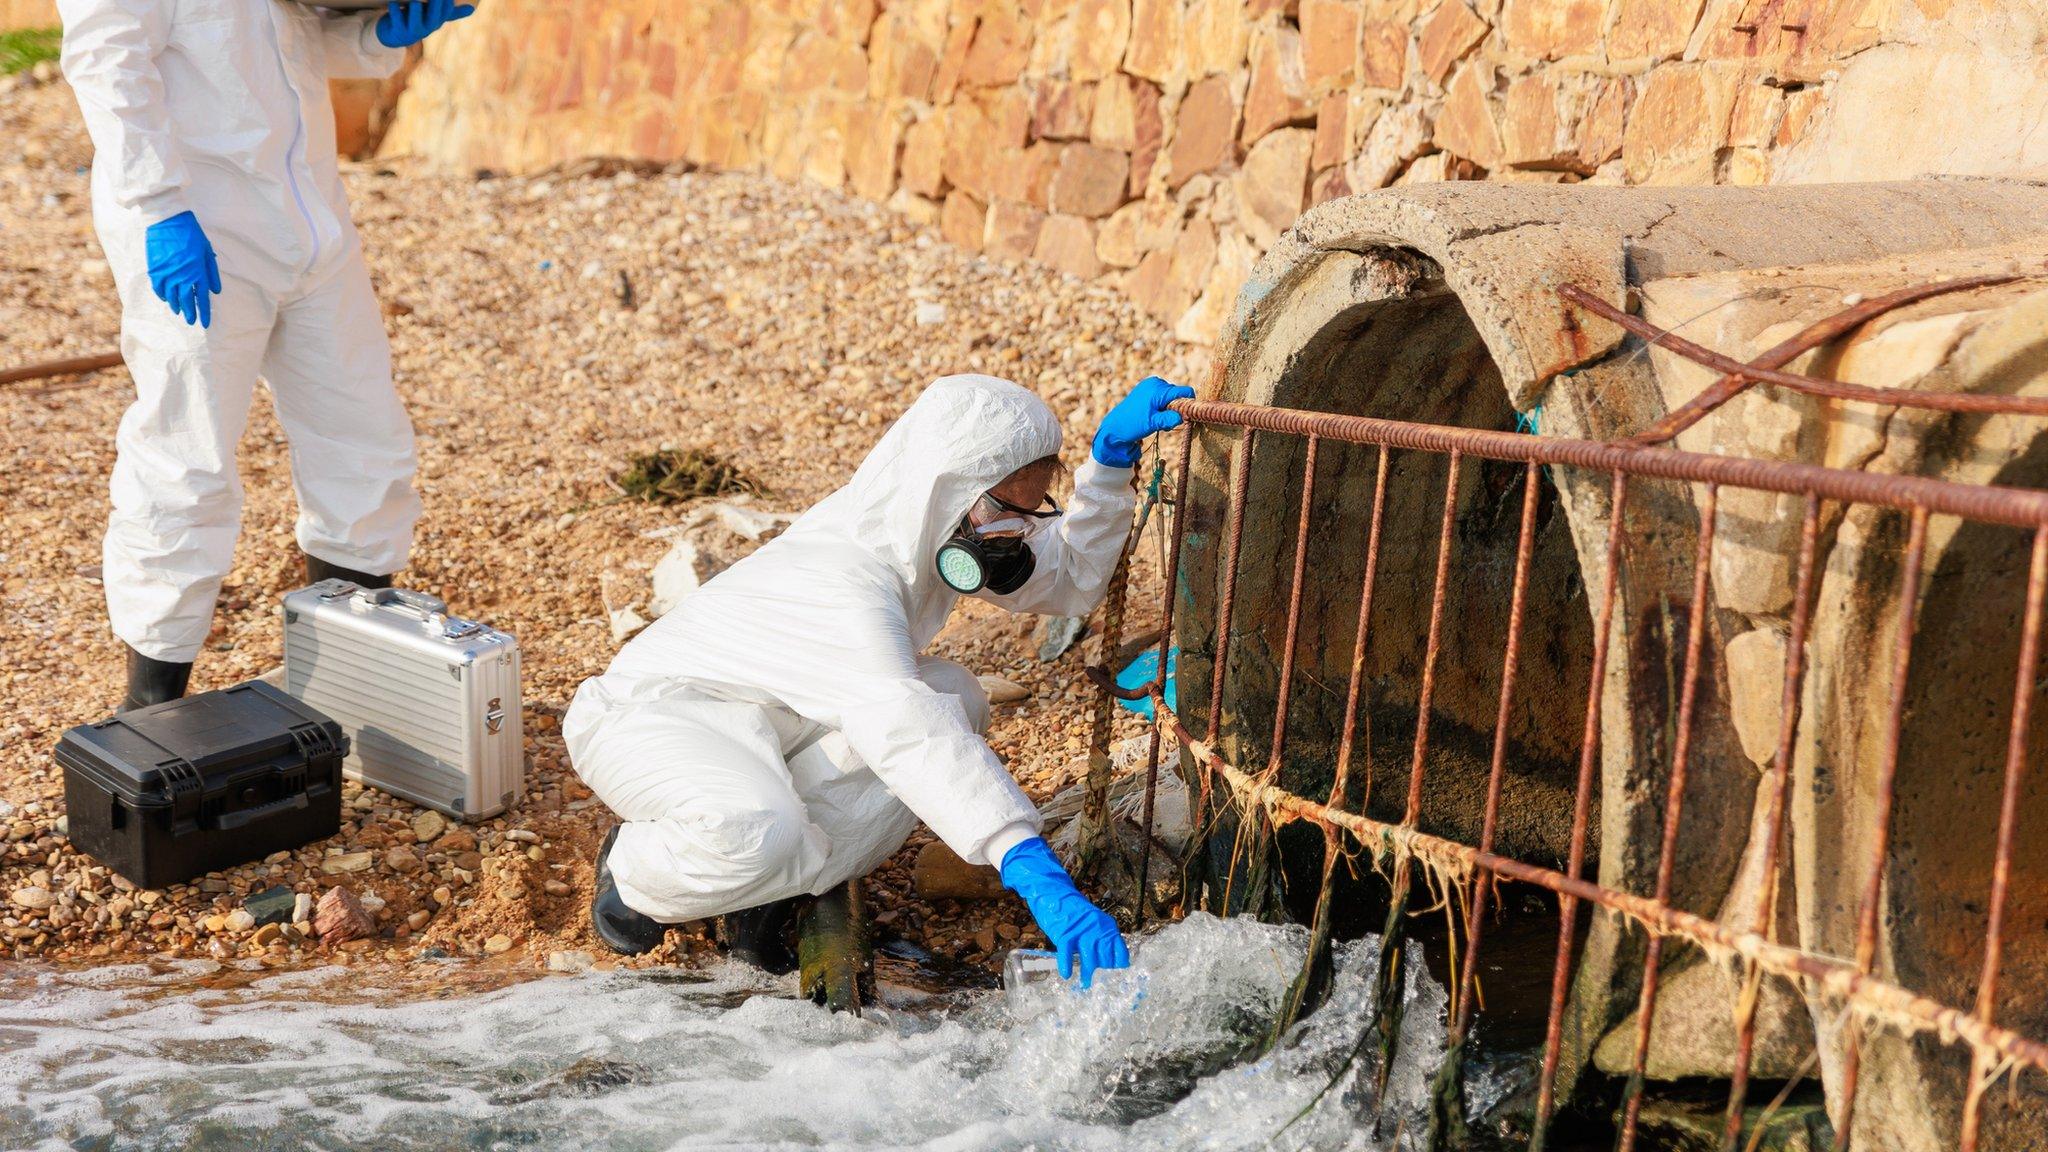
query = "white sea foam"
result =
(0, 914, 1456, 1151)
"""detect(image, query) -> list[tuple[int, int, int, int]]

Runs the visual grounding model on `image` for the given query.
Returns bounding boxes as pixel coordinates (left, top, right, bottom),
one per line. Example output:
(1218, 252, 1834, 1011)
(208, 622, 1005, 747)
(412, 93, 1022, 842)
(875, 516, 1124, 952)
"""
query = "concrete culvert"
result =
(1179, 177, 2048, 1149)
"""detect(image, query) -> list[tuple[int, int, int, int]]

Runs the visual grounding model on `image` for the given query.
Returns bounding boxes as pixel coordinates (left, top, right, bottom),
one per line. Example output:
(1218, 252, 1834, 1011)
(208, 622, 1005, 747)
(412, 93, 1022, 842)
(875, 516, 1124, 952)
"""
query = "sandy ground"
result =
(0, 73, 1181, 974)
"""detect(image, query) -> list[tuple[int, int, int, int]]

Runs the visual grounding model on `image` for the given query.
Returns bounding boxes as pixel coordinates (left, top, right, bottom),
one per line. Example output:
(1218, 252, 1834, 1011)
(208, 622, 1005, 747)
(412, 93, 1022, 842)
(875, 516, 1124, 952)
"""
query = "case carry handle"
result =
(210, 790, 310, 831)
(348, 586, 485, 640)
(351, 586, 449, 619)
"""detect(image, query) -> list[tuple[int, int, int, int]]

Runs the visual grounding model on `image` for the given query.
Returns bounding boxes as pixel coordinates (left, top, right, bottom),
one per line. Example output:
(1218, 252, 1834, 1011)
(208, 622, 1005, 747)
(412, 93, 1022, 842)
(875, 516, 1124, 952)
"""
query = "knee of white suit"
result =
(916, 656, 990, 735)
(608, 799, 826, 923)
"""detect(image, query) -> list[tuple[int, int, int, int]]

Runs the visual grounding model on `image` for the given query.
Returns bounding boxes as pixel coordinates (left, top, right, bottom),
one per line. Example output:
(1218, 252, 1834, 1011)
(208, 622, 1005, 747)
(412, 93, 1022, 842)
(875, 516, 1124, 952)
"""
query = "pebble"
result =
(224, 909, 256, 933)
(292, 893, 315, 924)
(504, 829, 540, 844)
(244, 885, 296, 927)
(484, 934, 514, 954)
(543, 879, 571, 896)
(977, 675, 1031, 704)
(9, 887, 52, 911)
(411, 810, 448, 843)
(314, 887, 375, 944)
(547, 949, 594, 973)
(322, 851, 375, 875)
(251, 923, 284, 948)
(384, 846, 424, 873)
(407, 910, 431, 930)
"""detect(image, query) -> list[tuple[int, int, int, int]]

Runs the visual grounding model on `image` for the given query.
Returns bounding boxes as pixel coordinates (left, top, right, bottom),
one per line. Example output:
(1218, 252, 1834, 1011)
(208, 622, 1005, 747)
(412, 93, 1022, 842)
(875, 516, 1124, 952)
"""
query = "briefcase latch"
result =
(485, 698, 505, 735)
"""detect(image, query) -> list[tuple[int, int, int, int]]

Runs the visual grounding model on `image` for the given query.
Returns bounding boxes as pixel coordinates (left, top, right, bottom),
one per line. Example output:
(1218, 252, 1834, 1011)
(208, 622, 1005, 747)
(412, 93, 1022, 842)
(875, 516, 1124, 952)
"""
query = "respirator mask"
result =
(935, 491, 1061, 595)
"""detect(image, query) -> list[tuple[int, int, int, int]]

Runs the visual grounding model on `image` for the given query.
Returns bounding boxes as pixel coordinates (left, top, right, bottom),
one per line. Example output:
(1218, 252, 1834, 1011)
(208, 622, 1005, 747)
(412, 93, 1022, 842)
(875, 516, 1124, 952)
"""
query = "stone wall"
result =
(382, 0, 2048, 349)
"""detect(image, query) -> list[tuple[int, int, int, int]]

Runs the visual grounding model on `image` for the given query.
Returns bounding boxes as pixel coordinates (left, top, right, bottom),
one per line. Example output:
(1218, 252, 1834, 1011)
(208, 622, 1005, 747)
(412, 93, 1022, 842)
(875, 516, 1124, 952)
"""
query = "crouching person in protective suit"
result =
(563, 373, 1192, 985)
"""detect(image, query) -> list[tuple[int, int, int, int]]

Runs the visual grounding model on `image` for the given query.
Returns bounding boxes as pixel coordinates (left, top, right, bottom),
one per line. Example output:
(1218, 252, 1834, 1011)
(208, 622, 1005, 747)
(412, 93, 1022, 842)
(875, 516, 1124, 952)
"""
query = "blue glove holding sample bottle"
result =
(1000, 837, 1130, 988)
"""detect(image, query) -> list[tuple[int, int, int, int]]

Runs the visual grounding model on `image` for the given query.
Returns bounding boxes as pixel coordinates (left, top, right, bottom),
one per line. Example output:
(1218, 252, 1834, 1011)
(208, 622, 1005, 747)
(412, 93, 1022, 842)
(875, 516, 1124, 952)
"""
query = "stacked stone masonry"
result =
(380, 0, 2048, 349)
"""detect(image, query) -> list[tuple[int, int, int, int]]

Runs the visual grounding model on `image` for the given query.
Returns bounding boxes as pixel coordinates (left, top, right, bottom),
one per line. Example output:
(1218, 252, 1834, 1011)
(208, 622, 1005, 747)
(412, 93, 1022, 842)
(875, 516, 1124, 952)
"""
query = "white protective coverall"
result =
(564, 375, 1138, 923)
(61, 0, 421, 662)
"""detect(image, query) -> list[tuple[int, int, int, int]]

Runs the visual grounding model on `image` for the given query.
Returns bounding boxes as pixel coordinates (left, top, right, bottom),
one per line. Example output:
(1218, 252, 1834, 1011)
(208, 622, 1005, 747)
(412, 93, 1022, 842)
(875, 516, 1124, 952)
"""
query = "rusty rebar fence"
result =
(1088, 286, 2048, 1150)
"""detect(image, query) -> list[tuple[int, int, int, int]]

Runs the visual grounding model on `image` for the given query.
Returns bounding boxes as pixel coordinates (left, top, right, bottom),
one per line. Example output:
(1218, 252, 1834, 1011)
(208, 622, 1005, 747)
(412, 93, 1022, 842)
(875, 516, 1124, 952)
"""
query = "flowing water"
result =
(0, 914, 1510, 1152)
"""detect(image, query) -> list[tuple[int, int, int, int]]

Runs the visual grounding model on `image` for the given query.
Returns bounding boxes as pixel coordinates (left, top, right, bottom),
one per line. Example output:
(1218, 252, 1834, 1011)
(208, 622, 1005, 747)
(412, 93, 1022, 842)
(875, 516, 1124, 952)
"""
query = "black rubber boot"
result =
(591, 825, 668, 956)
(302, 551, 394, 589)
(718, 897, 801, 975)
(120, 645, 193, 713)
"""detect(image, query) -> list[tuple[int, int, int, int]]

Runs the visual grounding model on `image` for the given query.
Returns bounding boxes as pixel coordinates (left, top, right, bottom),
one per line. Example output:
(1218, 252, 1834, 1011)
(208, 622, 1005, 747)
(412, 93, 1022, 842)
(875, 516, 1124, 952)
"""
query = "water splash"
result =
(0, 914, 1459, 1151)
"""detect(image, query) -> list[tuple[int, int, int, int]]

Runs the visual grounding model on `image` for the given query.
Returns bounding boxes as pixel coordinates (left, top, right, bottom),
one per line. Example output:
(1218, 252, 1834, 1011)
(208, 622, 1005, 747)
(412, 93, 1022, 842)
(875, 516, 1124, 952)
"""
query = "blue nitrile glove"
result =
(144, 211, 221, 329)
(1092, 376, 1195, 468)
(376, 0, 475, 48)
(1000, 837, 1130, 988)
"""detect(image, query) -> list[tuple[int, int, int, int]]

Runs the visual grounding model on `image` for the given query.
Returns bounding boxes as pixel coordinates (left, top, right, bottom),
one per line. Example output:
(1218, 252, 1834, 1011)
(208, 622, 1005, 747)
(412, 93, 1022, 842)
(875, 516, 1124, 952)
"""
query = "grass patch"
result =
(0, 27, 60, 77)
(613, 447, 764, 505)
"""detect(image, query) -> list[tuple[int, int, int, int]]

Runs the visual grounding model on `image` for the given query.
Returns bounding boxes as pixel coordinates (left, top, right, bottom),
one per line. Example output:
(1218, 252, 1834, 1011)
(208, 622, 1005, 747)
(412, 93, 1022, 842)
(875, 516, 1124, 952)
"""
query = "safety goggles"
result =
(966, 491, 1062, 539)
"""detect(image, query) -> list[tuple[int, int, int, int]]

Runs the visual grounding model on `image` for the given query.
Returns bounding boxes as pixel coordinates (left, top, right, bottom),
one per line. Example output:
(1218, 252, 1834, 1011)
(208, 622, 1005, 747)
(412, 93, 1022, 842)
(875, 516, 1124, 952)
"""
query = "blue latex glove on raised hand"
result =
(1000, 837, 1130, 988)
(376, 0, 475, 49)
(1092, 375, 1196, 468)
(144, 211, 221, 329)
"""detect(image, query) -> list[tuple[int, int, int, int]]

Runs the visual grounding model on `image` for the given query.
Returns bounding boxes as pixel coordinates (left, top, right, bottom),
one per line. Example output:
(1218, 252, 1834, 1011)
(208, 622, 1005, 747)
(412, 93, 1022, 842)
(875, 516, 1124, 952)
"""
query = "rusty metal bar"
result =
(1273, 446, 1391, 1042)
(1430, 460, 1542, 1148)
(1160, 702, 2048, 1077)
(1834, 505, 1929, 1150)
(1532, 471, 1628, 1151)
(1223, 435, 1322, 915)
(1405, 451, 1462, 830)
(1167, 399, 2048, 528)
(1958, 525, 2048, 1152)
(1332, 446, 1391, 818)
(1370, 451, 1465, 1104)
(0, 349, 124, 387)
(1187, 427, 1258, 864)
(1077, 521, 1137, 876)
(1721, 493, 1823, 1152)
(1205, 428, 1257, 744)
(1619, 277, 2021, 445)
(1617, 483, 1720, 1152)
(1132, 427, 1197, 929)
(1265, 435, 1321, 780)
(1559, 281, 2048, 418)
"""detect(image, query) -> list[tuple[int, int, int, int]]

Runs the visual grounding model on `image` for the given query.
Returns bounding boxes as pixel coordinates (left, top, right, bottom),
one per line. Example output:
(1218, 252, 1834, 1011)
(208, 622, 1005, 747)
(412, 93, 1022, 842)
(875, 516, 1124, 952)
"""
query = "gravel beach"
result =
(0, 73, 1183, 974)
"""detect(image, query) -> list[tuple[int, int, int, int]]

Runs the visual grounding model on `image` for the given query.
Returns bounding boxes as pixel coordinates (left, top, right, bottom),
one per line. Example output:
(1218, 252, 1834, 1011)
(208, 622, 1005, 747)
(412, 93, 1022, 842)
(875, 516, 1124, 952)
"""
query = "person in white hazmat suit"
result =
(60, 0, 473, 711)
(565, 374, 1194, 985)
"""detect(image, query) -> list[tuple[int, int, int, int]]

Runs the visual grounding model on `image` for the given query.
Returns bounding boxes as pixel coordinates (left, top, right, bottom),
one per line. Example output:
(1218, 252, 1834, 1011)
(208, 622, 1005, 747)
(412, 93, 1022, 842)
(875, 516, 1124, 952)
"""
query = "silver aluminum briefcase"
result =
(281, 581, 523, 821)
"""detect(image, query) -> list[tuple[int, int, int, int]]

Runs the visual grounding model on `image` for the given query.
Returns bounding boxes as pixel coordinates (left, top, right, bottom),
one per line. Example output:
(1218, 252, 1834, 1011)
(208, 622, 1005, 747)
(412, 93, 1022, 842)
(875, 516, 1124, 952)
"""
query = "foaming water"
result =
(0, 914, 1477, 1151)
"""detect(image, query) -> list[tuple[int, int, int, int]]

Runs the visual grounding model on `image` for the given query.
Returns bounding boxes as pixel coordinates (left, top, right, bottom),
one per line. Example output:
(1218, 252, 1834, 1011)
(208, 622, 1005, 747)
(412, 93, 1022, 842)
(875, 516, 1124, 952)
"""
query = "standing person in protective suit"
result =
(60, 0, 474, 711)
(565, 374, 1194, 986)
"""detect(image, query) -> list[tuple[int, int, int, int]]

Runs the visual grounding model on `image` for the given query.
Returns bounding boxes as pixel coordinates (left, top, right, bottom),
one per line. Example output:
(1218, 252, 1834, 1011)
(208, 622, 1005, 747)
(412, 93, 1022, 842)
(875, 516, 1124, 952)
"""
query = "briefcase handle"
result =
(348, 585, 486, 640)
(352, 586, 449, 618)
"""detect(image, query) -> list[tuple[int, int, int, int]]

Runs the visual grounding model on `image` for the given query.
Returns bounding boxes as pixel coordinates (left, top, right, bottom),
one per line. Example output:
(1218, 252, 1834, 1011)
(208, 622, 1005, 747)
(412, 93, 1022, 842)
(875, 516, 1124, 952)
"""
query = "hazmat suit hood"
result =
(778, 374, 1063, 641)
